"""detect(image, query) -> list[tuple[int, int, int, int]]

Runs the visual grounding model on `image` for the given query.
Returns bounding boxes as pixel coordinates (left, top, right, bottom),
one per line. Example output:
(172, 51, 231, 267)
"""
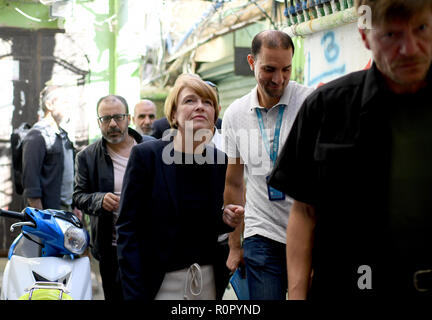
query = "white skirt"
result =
(155, 264, 216, 300)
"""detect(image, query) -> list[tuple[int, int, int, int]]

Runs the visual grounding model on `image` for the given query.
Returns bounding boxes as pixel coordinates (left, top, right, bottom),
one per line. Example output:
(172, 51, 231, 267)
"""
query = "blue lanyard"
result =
(255, 105, 286, 165)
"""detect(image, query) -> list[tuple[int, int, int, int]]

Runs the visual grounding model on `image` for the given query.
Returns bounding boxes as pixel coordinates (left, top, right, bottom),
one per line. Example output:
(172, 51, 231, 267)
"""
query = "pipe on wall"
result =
(283, 7, 357, 37)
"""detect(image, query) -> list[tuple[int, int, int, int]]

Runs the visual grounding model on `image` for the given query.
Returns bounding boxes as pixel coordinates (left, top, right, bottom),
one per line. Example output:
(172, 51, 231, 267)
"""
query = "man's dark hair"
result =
(251, 30, 295, 58)
(96, 95, 129, 116)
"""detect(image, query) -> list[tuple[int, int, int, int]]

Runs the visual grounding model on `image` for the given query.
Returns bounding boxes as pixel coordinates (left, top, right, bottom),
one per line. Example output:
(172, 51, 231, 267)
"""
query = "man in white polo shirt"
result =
(222, 30, 313, 300)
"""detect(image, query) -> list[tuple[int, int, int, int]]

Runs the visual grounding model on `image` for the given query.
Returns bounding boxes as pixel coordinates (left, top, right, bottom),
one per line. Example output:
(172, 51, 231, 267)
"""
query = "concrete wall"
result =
(304, 22, 371, 88)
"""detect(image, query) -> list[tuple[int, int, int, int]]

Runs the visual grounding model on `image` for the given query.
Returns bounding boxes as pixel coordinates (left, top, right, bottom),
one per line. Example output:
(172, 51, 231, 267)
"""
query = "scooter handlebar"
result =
(0, 209, 25, 221)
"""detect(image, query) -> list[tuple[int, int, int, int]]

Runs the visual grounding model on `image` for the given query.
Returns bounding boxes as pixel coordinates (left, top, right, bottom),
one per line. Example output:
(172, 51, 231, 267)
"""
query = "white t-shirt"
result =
(222, 81, 313, 244)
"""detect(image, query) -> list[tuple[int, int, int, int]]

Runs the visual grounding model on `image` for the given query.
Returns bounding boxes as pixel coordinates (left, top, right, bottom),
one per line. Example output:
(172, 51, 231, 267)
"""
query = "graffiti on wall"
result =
(307, 31, 346, 87)
(304, 23, 371, 88)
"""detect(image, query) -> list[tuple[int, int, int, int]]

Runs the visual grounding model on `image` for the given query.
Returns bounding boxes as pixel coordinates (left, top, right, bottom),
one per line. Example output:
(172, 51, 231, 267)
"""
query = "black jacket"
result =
(116, 138, 232, 300)
(22, 122, 74, 210)
(269, 64, 432, 298)
(73, 128, 152, 260)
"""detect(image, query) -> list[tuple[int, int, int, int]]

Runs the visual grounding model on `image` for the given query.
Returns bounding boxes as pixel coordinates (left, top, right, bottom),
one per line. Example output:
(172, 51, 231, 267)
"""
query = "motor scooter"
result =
(0, 207, 92, 300)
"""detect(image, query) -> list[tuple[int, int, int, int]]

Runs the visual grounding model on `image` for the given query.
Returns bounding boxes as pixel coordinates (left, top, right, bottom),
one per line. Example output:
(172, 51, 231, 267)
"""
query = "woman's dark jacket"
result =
(116, 138, 232, 300)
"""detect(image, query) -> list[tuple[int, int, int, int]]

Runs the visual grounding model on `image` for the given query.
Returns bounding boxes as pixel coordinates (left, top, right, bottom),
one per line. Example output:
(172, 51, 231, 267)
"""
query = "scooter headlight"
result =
(64, 226, 88, 255)
(56, 218, 88, 255)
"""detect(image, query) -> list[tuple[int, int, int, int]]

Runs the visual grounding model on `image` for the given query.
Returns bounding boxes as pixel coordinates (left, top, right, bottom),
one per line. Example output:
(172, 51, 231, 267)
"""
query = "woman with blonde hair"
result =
(116, 74, 244, 300)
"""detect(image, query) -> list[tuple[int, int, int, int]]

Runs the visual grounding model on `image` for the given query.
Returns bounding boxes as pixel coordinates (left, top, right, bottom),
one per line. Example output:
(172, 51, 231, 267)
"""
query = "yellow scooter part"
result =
(18, 282, 73, 300)
(19, 288, 73, 300)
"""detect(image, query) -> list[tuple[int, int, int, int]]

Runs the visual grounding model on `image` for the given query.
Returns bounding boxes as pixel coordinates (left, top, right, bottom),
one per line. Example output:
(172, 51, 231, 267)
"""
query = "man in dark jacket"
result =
(73, 95, 154, 300)
(22, 85, 76, 211)
(269, 0, 432, 300)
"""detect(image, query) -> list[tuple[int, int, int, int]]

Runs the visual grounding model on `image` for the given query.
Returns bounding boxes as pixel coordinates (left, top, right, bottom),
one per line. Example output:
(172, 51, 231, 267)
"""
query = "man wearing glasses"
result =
(73, 95, 154, 300)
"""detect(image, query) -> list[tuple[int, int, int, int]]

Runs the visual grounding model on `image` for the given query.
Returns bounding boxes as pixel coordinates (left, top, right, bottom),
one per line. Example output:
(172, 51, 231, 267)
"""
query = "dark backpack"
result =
(10, 122, 32, 195)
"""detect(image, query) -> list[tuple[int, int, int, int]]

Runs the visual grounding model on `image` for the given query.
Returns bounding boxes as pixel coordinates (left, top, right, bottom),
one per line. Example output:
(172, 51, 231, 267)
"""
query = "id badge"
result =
(266, 176, 285, 201)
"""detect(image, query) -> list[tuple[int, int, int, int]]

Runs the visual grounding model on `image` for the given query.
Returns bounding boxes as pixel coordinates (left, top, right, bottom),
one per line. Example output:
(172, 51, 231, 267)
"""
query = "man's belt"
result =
(413, 269, 432, 292)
